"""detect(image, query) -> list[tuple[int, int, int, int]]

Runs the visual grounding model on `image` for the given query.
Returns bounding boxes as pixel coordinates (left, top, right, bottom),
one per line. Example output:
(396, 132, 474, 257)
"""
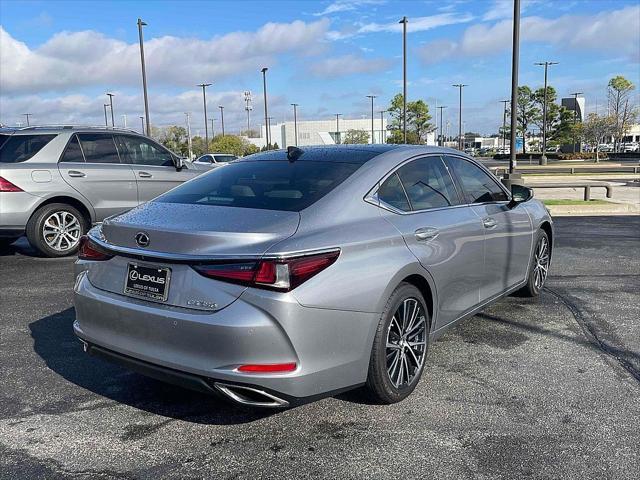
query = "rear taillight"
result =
(193, 250, 340, 292)
(237, 363, 297, 373)
(0, 176, 23, 192)
(78, 236, 113, 261)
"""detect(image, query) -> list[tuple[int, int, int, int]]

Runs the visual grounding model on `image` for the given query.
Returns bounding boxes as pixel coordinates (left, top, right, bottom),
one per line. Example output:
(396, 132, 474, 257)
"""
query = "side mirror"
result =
(174, 155, 184, 171)
(508, 184, 533, 208)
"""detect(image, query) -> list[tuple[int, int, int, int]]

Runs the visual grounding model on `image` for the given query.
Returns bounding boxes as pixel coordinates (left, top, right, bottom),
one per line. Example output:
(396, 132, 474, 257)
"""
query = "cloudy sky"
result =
(1, 0, 639, 136)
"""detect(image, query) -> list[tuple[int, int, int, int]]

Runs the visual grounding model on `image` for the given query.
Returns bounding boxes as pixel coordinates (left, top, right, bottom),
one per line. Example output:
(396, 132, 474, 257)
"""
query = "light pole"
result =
(210, 118, 215, 138)
(22, 113, 32, 126)
(437, 106, 447, 146)
(335, 113, 342, 144)
(103, 105, 109, 127)
(291, 103, 299, 146)
(197, 83, 212, 149)
(534, 60, 558, 164)
(122, 114, 127, 128)
(500, 99, 510, 152)
(185, 112, 193, 160)
(399, 16, 408, 143)
(261, 67, 269, 148)
(366, 95, 377, 144)
(137, 18, 151, 136)
(267, 117, 274, 147)
(379, 110, 386, 143)
(218, 105, 225, 137)
(139, 116, 144, 135)
(570, 91, 583, 153)
(106, 93, 115, 127)
(244, 91, 252, 136)
(452, 84, 467, 150)
(507, 0, 521, 176)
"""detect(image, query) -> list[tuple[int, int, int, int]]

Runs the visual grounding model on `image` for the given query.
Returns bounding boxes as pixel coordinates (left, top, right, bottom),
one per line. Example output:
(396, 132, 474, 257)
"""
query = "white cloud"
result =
(309, 54, 391, 77)
(482, 0, 544, 21)
(418, 5, 640, 64)
(357, 12, 475, 34)
(313, 0, 385, 17)
(0, 19, 330, 95)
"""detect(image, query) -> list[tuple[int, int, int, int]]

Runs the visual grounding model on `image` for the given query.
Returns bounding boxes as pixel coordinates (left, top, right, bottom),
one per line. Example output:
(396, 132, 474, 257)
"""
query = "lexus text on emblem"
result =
(135, 232, 150, 247)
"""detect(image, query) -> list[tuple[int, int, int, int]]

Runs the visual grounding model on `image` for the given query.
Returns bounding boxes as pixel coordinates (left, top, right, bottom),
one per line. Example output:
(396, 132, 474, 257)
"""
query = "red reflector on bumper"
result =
(237, 363, 297, 373)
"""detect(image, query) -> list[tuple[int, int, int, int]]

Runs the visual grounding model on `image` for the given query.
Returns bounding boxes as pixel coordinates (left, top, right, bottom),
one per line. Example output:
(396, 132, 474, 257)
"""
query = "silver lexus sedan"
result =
(73, 145, 553, 408)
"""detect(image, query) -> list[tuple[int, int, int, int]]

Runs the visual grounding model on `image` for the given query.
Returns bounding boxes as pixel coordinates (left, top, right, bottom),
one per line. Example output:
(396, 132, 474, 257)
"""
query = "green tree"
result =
(159, 126, 189, 156)
(386, 94, 434, 144)
(531, 86, 574, 148)
(191, 136, 207, 157)
(577, 113, 617, 162)
(608, 76, 638, 151)
(515, 86, 539, 153)
(208, 134, 258, 157)
(343, 129, 370, 144)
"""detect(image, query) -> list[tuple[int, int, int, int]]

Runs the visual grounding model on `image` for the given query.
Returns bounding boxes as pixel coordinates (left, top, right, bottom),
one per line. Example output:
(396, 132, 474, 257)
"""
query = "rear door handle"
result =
(138, 171, 153, 178)
(414, 227, 439, 241)
(483, 217, 497, 229)
(67, 170, 86, 178)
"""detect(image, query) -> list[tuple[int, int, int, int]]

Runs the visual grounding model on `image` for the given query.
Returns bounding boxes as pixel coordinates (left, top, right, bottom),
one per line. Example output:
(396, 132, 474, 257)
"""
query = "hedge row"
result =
(493, 152, 608, 160)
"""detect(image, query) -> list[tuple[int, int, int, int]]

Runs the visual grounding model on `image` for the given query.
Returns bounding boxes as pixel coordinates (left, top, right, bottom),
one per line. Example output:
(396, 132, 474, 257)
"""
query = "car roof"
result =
(0, 126, 142, 136)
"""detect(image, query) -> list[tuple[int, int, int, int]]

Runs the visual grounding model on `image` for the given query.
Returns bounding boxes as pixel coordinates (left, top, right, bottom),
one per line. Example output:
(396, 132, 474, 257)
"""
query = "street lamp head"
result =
(197, 83, 212, 88)
(137, 18, 147, 26)
(399, 16, 408, 24)
(261, 67, 268, 73)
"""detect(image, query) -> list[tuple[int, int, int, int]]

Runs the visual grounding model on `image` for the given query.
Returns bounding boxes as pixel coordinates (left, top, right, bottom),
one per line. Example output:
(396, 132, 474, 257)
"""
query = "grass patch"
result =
(542, 199, 611, 206)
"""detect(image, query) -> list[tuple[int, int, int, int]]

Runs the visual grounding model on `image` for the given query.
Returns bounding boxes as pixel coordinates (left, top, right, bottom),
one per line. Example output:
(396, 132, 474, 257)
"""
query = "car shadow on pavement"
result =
(0, 237, 40, 257)
(29, 307, 276, 425)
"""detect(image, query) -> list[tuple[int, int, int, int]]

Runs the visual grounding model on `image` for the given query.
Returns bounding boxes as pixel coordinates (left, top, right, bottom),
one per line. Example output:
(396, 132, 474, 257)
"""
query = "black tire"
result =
(517, 229, 550, 297)
(26, 203, 88, 257)
(365, 282, 430, 404)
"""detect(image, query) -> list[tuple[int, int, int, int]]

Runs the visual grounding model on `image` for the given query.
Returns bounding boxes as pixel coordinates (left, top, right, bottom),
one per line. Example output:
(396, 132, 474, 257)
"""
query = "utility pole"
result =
(106, 93, 115, 127)
(570, 91, 583, 153)
(137, 18, 151, 136)
(210, 118, 215, 138)
(244, 91, 252, 136)
(506, 0, 521, 185)
(122, 114, 127, 128)
(267, 117, 274, 147)
(379, 110, 386, 143)
(399, 16, 408, 143)
(291, 103, 299, 146)
(197, 83, 212, 149)
(22, 113, 32, 126)
(534, 60, 559, 164)
(139, 116, 144, 135)
(452, 84, 467, 150)
(437, 106, 447, 146)
(335, 113, 342, 144)
(104, 105, 109, 127)
(185, 112, 193, 160)
(261, 67, 269, 148)
(366, 95, 377, 144)
(500, 99, 510, 152)
(218, 105, 225, 136)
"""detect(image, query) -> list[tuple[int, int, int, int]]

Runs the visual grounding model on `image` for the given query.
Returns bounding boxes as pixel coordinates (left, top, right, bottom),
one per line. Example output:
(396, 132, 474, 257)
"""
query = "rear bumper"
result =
(73, 271, 377, 401)
(0, 192, 40, 230)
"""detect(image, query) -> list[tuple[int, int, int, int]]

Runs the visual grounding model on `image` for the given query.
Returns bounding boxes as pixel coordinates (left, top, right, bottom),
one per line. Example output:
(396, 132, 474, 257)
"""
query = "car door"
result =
(115, 135, 196, 203)
(375, 155, 486, 330)
(443, 155, 533, 301)
(58, 133, 138, 221)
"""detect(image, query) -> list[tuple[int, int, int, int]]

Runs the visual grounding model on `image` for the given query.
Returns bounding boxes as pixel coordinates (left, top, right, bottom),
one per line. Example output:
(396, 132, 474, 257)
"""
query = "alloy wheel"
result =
(42, 211, 82, 252)
(386, 298, 427, 388)
(533, 236, 550, 290)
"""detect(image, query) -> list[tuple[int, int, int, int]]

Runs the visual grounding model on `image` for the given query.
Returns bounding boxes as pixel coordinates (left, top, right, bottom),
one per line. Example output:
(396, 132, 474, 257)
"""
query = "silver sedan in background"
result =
(73, 145, 552, 408)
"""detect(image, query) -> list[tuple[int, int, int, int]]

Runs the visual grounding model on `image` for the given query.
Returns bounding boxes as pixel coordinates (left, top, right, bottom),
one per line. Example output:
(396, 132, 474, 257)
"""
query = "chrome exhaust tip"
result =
(214, 382, 289, 408)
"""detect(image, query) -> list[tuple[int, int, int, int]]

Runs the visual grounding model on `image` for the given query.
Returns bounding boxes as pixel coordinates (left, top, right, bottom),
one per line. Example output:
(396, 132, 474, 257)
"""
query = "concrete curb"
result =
(546, 202, 640, 216)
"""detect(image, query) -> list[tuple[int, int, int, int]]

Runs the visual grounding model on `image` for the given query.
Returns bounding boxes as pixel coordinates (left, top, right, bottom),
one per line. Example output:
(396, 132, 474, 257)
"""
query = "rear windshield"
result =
(156, 160, 360, 212)
(213, 155, 237, 163)
(0, 134, 57, 163)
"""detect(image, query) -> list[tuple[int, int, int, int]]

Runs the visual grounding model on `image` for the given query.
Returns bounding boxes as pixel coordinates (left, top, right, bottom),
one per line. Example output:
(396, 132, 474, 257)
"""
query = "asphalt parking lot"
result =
(1, 216, 638, 479)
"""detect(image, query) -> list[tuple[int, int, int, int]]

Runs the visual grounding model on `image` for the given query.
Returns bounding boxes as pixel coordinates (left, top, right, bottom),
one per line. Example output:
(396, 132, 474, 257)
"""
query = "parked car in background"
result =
(74, 145, 552, 408)
(0, 126, 201, 256)
(191, 153, 238, 170)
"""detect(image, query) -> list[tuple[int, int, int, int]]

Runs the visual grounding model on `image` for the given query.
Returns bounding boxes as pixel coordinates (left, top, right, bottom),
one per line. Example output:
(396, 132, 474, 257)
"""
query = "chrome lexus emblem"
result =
(135, 232, 150, 247)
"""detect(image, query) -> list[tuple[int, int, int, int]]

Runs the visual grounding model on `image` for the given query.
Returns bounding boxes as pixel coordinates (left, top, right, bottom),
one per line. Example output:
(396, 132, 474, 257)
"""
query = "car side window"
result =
(378, 173, 411, 212)
(197, 155, 213, 164)
(77, 134, 121, 164)
(444, 156, 508, 203)
(59, 135, 85, 163)
(116, 135, 174, 167)
(396, 157, 459, 210)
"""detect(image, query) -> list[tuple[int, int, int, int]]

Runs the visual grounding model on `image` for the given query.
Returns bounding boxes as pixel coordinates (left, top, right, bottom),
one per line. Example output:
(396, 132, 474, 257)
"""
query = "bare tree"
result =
(608, 76, 638, 151)
(578, 113, 616, 163)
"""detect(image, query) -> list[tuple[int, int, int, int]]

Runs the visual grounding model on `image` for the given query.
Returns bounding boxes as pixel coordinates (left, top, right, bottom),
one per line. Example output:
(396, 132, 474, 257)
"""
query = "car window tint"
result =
(396, 157, 459, 210)
(0, 134, 57, 163)
(77, 134, 120, 164)
(116, 135, 173, 166)
(378, 173, 411, 212)
(213, 155, 237, 163)
(196, 155, 212, 163)
(156, 160, 360, 212)
(59, 135, 85, 163)
(445, 156, 508, 203)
